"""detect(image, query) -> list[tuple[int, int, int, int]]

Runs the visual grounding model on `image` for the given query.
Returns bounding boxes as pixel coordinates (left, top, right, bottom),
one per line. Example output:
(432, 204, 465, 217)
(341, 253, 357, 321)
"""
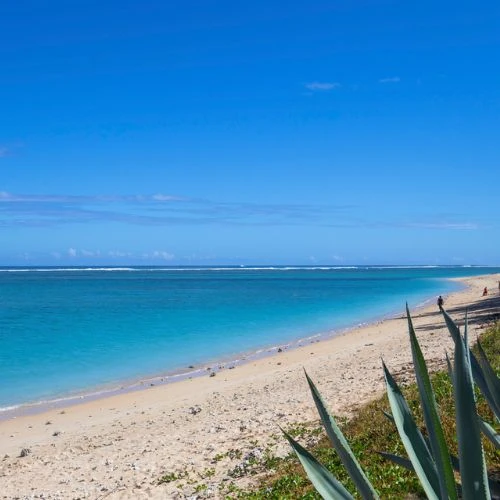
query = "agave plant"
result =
(284, 306, 500, 499)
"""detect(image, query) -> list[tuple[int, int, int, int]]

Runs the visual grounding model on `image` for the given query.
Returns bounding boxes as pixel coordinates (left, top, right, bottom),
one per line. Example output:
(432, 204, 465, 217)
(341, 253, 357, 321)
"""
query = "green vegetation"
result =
(232, 315, 500, 499)
(158, 470, 189, 484)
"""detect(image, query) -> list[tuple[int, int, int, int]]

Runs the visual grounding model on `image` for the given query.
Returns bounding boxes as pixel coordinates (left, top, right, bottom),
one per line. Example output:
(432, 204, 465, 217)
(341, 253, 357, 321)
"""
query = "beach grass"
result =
(230, 321, 500, 499)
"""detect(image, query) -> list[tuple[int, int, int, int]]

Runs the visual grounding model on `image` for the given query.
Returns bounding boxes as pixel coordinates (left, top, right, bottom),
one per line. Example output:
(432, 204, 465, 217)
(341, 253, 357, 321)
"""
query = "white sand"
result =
(1, 273, 499, 499)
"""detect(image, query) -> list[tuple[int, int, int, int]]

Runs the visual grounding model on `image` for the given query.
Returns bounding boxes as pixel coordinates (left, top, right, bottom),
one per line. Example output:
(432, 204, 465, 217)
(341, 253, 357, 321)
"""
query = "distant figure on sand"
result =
(437, 295, 444, 309)
(482, 287, 488, 296)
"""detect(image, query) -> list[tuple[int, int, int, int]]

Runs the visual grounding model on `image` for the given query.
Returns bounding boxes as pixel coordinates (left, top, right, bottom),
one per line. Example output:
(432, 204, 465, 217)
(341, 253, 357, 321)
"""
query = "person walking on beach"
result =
(437, 295, 444, 310)
(483, 287, 488, 296)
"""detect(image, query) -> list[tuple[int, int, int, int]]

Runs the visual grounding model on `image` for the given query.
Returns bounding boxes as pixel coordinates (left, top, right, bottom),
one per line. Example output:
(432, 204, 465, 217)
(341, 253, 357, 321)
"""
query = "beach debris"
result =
(52, 431, 61, 437)
(209, 372, 216, 377)
(228, 447, 264, 478)
(189, 406, 202, 415)
(19, 448, 31, 458)
(209, 425, 225, 434)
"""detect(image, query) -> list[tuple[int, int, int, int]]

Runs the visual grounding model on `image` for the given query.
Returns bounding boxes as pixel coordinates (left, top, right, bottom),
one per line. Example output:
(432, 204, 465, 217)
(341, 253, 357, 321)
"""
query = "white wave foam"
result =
(0, 266, 361, 273)
(0, 267, 137, 272)
(0, 264, 487, 273)
(0, 404, 22, 412)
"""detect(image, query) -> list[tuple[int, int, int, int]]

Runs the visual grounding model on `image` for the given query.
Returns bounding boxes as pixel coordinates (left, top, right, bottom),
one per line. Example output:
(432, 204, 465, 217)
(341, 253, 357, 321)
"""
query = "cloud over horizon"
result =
(59, 248, 174, 261)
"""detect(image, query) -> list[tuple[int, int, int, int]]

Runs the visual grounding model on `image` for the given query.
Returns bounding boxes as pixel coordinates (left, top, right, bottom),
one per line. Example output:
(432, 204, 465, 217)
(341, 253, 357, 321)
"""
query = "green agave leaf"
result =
(406, 305, 457, 500)
(441, 309, 500, 418)
(488, 479, 500, 500)
(377, 451, 414, 471)
(382, 410, 395, 424)
(449, 451, 500, 498)
(449, 453, 460, 472)
(476, 340, 500, 421)
(478, 418, 500, 450)
(441, 307, 462, 345)
(446, 352, 454, 381)
(305, 371, 379, 500)
(282, 429, 354, 500)
(452, 320, 491, 499)
(383, 361, 440, 500)
(463, 312, 476, 398)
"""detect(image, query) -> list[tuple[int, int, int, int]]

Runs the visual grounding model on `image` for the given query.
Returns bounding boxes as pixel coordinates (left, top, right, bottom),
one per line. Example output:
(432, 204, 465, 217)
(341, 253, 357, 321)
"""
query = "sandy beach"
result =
(1, 273, 499, 499)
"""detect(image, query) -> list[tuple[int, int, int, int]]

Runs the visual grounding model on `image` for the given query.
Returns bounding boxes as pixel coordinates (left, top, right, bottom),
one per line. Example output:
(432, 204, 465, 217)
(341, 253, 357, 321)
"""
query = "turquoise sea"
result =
(1, 265, 498, 411)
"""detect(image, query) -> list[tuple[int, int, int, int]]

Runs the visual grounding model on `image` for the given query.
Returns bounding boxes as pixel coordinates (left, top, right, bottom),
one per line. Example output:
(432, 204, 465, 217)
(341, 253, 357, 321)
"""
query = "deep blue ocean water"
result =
(1, 265, 498, 410)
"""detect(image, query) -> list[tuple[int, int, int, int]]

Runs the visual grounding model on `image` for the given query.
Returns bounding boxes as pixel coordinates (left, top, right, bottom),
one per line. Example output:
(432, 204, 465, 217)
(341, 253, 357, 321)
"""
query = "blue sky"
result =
(1, 0, 499, 265)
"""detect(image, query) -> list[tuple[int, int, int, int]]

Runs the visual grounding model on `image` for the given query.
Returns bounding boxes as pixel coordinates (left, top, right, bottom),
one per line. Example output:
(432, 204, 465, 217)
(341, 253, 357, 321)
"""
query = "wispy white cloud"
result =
(0, 190, 482, 232)
(0, 143, 23, 158)
(321, 218, 480, 231)
(108, 250, 133, 258)
(0, 191, 354, 228)
(152, 194, 181, 201)
(379, 77, 401, 84)
(46, 249, 177, 262)
(407, 222, 478, 230)
(81, 249, 101, 257)
(305, 81, 341, 91)
(0, 192, 183, 203)
(150, 251, 175, 260)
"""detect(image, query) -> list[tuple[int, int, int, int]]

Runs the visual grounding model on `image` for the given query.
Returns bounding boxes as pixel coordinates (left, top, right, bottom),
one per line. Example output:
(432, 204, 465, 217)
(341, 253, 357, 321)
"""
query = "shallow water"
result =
(0, 265, 498, 409)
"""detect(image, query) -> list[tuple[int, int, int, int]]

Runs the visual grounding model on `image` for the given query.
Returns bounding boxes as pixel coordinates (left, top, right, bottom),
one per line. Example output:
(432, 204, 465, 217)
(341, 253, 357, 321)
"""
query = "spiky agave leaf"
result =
(406, 304, 457, 499)
(305, 371, 379, 499)
(442, 308, 500, 419)
(448, 446, 500, 498)
(383, 361, 440, 500)
(452, 318, 491, 499)
(377, 451, 414, 471)
(446, 352, 453, 381)
(478, 418, 500, 450)
(476, 340, 500, 422)
(282, 429, 354, 500)
(381, 410, 395, 424)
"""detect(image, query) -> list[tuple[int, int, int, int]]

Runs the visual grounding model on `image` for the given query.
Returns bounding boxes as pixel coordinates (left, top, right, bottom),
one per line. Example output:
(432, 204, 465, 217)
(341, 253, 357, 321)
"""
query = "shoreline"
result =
(1, 273, 499, 499)
(0, 277, 463, 421)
